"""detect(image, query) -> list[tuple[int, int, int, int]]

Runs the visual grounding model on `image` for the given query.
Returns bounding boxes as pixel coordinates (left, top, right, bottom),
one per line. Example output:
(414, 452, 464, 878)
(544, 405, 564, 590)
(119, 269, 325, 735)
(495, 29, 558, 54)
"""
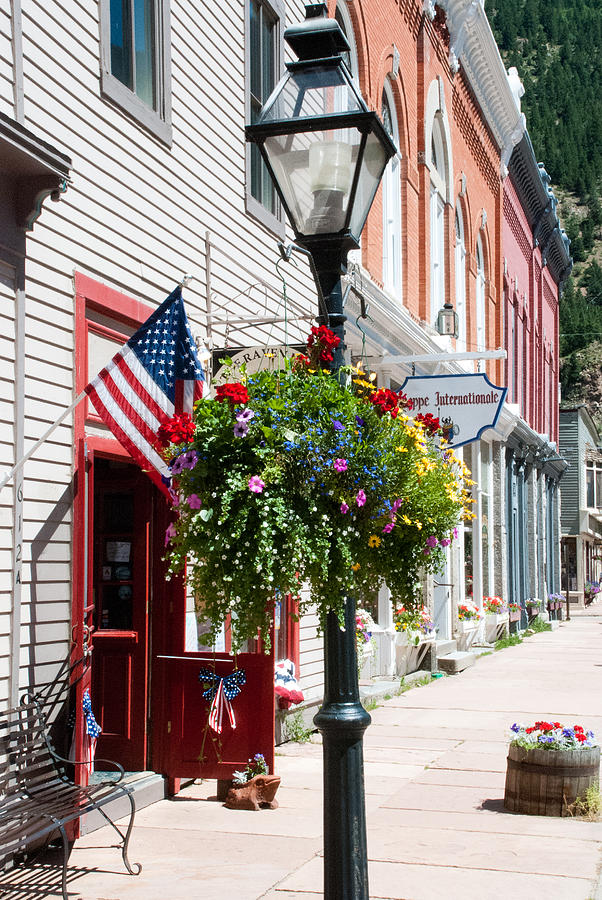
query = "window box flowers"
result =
(356, 607, 376, 677)
(162, 327, 468, 650)
(507, 602, 521, 627)
(393, 605, 436, 676)
(504, 722, 600, 817)
(456, 600, 482, 649)
(483, 596, 509, 642)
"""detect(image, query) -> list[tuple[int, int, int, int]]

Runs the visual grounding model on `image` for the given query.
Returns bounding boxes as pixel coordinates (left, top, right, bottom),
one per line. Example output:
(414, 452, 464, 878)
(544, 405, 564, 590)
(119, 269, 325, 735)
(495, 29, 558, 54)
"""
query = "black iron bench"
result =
(0, 693, 141, 899)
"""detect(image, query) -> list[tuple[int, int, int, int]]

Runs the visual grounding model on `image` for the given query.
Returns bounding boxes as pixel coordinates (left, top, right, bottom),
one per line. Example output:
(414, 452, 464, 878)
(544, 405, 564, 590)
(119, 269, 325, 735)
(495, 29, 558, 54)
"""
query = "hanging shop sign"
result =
(212, 344, 305, 383)
(400, 373, 507, 447)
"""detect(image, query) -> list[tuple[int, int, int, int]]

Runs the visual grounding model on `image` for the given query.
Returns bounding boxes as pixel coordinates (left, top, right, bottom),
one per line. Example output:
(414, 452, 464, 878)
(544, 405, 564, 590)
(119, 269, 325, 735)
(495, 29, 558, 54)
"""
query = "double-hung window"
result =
(100, 0, 172, 143)
(246, 0, 284, 233)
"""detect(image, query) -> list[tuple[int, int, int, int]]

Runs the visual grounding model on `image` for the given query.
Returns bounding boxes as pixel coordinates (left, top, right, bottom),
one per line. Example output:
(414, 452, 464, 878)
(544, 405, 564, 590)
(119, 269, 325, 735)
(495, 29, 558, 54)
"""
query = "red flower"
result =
(369, 388, 400, 417)
(157, 413, 195, 447)
(574, 725, 585, 733)
(415, 412, 441, 435)
(215, 382, 249, 406)
(307, 325, 340, 351)
(553, 722, 562, 729)
(576, 732, 587, 742)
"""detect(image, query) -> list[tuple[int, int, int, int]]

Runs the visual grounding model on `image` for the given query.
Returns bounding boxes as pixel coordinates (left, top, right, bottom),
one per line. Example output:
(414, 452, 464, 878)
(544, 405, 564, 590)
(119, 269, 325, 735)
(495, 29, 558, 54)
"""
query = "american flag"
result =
(85, 286, 205, 494)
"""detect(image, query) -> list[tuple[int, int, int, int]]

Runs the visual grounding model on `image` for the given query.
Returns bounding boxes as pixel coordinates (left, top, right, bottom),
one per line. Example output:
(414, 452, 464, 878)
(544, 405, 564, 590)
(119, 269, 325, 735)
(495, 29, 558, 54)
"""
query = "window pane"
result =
(249, 0, 277, 213)
(111, 0, 133, 90)
(250, 0, 262, 110)
(596, 469, 602, 508)
(134, 0, 156, 109)
(587, 469, 595, 507)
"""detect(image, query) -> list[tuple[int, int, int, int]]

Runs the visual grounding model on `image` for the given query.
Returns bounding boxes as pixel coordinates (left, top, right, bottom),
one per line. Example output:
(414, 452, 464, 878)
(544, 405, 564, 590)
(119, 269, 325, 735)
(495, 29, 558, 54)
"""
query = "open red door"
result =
(151, 501, 275, 783)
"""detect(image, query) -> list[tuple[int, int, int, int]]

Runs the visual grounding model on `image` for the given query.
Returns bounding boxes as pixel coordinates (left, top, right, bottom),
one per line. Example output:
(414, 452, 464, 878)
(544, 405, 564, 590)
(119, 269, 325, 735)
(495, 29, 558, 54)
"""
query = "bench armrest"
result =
(51, 749, 126, 784)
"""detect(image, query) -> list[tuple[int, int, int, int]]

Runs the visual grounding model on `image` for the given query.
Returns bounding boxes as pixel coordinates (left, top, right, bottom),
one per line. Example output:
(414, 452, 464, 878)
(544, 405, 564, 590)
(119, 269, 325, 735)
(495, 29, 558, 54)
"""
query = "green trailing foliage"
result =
(162, 329, 468, 651)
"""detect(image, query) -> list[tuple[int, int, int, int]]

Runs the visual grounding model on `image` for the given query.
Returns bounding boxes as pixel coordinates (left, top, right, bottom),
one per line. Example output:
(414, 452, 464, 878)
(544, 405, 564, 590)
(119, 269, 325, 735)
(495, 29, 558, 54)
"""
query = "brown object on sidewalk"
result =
(224, 774, 281, 810)
(504, 744, 601, 816)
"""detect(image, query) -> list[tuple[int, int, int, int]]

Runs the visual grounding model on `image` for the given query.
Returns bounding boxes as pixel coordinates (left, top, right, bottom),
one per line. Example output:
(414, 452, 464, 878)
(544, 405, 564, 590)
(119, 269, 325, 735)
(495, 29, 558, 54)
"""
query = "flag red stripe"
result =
(95, 364, 166, 451)
(86, 385, 170, 496)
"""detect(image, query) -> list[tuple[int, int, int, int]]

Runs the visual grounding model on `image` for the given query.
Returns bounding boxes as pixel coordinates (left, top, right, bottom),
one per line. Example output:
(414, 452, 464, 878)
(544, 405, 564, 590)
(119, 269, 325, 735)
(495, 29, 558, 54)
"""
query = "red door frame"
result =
(72, 273, 284, 792)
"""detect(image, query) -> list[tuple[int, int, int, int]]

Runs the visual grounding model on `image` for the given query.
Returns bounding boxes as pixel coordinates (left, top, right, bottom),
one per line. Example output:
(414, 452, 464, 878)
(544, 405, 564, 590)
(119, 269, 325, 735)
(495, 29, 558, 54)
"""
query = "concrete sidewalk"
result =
(7, 611, 602, 899)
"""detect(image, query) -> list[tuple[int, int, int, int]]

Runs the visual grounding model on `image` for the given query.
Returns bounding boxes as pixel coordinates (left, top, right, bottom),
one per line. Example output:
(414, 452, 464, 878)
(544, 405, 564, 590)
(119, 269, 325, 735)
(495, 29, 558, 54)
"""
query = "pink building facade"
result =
(501, 133, 571, 618)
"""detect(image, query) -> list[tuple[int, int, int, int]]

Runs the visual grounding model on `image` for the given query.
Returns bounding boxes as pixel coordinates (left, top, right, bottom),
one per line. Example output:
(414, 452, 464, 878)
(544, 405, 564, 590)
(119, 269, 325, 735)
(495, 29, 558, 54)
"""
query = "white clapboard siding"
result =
(0, 264, 15, 706)
(0, 3, 13, 118)
(6, 0, 319, 702)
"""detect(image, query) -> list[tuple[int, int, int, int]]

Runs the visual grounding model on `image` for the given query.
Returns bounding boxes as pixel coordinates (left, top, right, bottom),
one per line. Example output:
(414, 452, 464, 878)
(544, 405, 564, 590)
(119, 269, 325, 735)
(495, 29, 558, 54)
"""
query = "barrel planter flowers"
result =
(504, 721, 600, 816)
(393, 605, 436, 676)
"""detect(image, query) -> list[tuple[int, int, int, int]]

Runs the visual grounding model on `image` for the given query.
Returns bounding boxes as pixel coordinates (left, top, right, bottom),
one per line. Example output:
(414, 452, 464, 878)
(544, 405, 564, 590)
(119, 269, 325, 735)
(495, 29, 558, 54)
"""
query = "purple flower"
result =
(187, 494, 202, 509)
(332, 420, 344, 432)
(356, 489, 366, 507)
(236, 408, 255, 423)
(423, 547, 431, 555)
(355, 416, 365, 427)
(392, 498, 403, 512)
(382, 522, 394, 534)
(233, 421, 249, 438)
(168, 487, 180, 507)
(510, 723, 521, 733)
(426, 535, 438, 548)
(333, 458, 348, 472)
(340, 502, 350, 514)
(164, 522, 176, 547)
(453, 527, 459, 539)
(248, 475, 265, 493)
(439, 537, 451, 547)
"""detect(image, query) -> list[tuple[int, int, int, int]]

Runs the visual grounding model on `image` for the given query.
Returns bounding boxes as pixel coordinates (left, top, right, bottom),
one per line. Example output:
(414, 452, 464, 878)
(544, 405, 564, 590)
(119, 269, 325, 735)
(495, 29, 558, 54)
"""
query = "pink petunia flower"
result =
(248, 475, 265, 493)
(426, 535, 438, 548)
(356, 489, 366, 507)
(187, 494, 202, 509)
(382, 522, 395, 533)
(164, 522, 176, 547)
(333, 458, 348, 472)
(340, 502, 350, 514)
(392, 498, 403, 512)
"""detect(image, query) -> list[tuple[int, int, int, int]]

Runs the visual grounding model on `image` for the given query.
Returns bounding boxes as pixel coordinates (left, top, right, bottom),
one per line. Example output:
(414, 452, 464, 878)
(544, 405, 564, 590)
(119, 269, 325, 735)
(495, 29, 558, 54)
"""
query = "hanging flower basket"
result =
(162, 328, 469, 650)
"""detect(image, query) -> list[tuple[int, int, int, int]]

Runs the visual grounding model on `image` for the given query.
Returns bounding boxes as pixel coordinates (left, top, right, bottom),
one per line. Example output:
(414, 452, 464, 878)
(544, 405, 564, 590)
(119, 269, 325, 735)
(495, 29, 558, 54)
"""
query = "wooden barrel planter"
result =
(504, 744, 600, 816)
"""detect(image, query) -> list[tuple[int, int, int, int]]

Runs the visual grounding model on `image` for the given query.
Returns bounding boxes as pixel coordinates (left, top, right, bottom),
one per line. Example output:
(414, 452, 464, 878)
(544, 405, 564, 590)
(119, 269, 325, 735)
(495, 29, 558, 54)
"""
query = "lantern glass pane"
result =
(348, 131, 389, 238)
(264, 126, 363, 234)
(261, 65, 363, 123)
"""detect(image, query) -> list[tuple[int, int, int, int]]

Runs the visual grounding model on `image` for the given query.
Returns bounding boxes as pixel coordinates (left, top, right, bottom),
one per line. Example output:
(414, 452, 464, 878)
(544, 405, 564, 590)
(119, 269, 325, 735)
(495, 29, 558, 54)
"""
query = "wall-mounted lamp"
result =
(436, 302, 459, 338)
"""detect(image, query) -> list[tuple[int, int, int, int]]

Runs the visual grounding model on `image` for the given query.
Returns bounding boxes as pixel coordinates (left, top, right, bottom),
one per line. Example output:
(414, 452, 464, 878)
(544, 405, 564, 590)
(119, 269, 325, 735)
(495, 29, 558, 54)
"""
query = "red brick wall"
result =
(502, 178, 560, 445)
(331, 0, 504, 385)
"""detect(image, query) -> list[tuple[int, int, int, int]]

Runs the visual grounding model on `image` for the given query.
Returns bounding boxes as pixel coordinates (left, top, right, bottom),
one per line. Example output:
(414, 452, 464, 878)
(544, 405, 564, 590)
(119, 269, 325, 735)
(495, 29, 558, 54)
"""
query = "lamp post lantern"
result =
(246, 5, 396, 898)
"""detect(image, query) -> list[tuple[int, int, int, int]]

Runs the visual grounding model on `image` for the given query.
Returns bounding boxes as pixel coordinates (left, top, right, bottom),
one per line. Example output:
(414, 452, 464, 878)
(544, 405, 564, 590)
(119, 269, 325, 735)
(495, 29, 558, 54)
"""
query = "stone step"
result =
(437, 650, 476, 675)
(435, 639, 457, 657)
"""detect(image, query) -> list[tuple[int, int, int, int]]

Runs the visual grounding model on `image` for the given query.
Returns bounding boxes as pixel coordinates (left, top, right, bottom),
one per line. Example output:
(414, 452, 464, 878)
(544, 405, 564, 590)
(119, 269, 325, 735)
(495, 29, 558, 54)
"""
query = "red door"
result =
(91, 456, 151, 771)
(150, 499, 276, 781)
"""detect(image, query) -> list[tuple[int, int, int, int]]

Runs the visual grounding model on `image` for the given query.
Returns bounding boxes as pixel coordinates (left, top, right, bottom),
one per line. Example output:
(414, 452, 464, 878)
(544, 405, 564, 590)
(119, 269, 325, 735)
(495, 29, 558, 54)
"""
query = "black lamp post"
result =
(246, 5, 396, 899)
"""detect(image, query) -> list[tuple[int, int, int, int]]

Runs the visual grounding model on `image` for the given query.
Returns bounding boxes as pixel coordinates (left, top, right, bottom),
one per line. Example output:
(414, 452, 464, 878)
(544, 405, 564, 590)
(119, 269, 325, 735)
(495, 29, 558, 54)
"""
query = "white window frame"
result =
(245, 0, 285, 237)
(476, 235, 486, 352)
(99, 0, 172, 145)
(455, 205, 467, 350)
(381, 81, 402, 300)
(429, 117, 447, 325)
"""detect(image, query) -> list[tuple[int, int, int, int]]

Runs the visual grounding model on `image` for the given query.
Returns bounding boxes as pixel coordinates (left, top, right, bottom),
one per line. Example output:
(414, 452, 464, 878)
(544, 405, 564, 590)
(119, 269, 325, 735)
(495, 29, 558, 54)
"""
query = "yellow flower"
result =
(351, 562, 361, 571)
(415, 520, 423, 529)
(368, 535, 381, 548)
(402, 514, 412, 525)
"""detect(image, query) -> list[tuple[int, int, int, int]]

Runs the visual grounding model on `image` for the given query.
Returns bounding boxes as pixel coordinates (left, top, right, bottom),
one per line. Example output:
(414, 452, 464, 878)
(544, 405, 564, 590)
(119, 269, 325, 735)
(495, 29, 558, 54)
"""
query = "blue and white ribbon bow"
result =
(83, 688, 101, 739)
(198, 668, 246, 734)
